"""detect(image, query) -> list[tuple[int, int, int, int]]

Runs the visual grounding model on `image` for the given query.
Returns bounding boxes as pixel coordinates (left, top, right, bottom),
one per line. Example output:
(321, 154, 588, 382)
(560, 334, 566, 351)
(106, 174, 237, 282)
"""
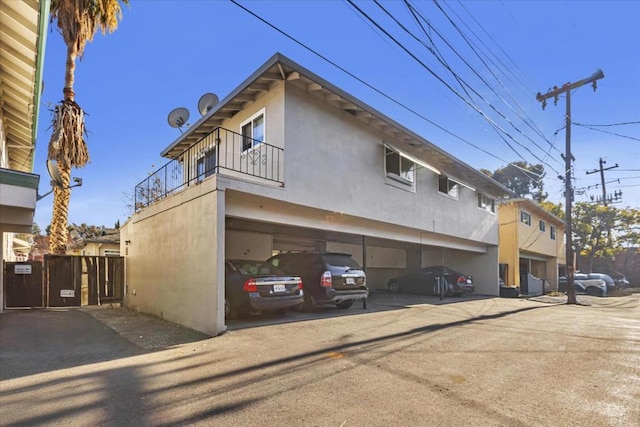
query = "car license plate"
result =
(466, 279, 472, 284)
(273, 284, 286, 293)
(345, 278, 355, 285)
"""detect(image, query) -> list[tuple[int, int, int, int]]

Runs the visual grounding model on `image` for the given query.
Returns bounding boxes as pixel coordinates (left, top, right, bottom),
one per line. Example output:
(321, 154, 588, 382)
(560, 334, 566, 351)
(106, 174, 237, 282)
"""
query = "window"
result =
(550, 225, 556, 240)
(438, 175, 459, 198)
(520, 211, 531, 226)
(477, 192, 495, 213)
(104, 249, 120, 256)
(539, 220, 546, 232)
(197, 149, 216, 181)
(241, 109, 265, 151)
(385, 147, 415, 183)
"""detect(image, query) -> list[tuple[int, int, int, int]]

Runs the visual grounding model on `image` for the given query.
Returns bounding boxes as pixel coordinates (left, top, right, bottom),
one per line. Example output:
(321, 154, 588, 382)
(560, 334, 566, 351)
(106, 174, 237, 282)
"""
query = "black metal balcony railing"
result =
(134, 127, 283, 211)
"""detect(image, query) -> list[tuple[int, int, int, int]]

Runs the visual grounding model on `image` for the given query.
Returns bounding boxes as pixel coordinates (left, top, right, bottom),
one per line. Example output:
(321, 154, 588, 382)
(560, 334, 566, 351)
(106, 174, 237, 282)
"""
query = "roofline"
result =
(30, 0, 51, 171)
(503, 198, 565, 225)
(160, 52, 514, 197)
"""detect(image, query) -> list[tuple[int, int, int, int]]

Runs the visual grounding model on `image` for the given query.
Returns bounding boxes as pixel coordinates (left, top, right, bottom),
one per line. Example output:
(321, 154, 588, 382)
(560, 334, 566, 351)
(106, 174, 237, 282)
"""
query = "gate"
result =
(46, 255, 124, 307)
(4, 256, 124, 308)
(4, 262, 44, 308)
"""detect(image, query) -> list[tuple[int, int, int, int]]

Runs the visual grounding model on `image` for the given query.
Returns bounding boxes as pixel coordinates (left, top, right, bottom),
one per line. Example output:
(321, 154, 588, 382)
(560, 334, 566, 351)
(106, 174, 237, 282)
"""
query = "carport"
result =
(225, 213, 497, 295)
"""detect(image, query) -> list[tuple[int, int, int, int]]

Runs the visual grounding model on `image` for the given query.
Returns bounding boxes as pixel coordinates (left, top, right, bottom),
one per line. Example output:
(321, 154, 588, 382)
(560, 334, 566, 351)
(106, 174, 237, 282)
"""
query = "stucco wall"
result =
(121, 179, 225, 336)
(281, 84, 498, 246)
(446, 246, 500, 295)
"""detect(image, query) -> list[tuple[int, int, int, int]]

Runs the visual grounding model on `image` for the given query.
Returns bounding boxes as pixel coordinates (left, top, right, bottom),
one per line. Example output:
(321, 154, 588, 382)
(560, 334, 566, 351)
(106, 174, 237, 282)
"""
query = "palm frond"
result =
(48, 99, 90, 168)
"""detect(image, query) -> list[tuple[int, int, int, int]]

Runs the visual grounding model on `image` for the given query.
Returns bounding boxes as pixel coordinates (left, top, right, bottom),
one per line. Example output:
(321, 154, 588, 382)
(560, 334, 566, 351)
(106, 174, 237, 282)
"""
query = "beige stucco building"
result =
(0, 0, 49, 313)
(498, 198, 565, 294)
(122, 53, 514, 335)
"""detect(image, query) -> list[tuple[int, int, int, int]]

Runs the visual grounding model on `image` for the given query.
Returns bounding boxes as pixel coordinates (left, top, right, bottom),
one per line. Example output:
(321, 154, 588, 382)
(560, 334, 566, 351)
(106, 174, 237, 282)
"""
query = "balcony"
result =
(134, 127, 283, 211)
(0, 168, 40, 232)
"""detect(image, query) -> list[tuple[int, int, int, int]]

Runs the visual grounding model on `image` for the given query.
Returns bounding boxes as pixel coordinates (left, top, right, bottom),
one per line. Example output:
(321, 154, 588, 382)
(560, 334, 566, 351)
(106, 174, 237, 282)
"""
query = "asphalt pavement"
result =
(1, 293, 638, 426)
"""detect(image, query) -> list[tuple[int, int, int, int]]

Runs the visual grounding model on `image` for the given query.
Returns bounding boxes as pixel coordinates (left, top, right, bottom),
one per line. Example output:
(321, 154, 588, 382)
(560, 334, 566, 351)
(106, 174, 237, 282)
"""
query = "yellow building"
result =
(498, 199, 565, 295)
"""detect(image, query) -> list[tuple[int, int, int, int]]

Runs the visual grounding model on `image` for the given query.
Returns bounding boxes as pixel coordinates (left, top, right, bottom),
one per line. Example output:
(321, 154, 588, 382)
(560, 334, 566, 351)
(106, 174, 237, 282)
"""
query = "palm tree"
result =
(47, 0, 128, 254)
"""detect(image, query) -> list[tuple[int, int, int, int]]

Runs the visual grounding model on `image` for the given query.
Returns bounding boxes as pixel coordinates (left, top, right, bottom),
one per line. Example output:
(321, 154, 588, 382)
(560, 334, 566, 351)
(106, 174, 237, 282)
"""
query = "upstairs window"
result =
(438, 175, 459, 199)
(385, 147, 415, 184)
(197, 149, 216, 181)
(241, 109, 265, 151)
(539, 220, 546, 232)
(521, 211, 531, 226)
(477, 192, 495, 213)
(550, 225, 556, 240)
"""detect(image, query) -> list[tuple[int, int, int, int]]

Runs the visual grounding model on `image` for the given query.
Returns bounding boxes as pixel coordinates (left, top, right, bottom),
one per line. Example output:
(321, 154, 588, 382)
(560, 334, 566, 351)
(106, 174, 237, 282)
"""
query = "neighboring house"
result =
(122, 53, 513, 335)
(0, 0, 50, 313)
(68, 229, 121, 257)
(498, 198, 565, 295)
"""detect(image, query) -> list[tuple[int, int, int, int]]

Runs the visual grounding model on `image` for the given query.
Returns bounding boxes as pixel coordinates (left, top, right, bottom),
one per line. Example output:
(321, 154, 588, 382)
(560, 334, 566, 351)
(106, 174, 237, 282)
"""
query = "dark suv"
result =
(267, 252, 368, 310)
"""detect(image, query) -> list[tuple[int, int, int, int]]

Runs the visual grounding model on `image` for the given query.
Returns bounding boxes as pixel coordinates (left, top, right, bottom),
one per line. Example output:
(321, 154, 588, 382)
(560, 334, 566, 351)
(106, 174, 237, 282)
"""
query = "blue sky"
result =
(33, 0, 640, 229)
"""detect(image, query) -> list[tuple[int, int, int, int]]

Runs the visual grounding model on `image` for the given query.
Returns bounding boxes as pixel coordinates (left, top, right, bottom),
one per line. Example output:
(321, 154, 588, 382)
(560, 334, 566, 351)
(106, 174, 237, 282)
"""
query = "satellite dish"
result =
(198, 93, 219, 116)
(167, 107, 190, 129)
(46, 159, 63, 187)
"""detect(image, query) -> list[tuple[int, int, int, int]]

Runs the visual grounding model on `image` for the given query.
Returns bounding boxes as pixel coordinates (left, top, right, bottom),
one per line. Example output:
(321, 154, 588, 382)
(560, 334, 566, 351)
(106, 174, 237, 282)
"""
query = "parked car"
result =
(267, 252, 368, 310)
(585, 273, 616, 292)
(225, 260, 304, 319)
(603, 272, 630, 289)
(387, 266, 474, 297)
(558, 274, 607, 297)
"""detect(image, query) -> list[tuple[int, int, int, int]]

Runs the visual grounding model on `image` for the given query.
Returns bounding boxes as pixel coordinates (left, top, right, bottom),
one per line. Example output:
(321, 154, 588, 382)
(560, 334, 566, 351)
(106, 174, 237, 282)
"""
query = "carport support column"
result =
(214, 190, 227, 334)
(362, 236, 367, 276)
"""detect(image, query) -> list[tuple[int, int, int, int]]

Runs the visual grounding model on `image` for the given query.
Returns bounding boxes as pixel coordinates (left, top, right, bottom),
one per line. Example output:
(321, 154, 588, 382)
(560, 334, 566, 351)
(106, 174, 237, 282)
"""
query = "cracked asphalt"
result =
(1, 293, 638, 426)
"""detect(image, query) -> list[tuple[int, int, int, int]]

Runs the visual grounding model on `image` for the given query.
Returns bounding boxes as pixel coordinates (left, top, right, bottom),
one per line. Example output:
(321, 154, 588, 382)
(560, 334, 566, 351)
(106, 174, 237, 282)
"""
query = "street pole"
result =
(586, 158, 619, 205)
(536, 69, 604, 304)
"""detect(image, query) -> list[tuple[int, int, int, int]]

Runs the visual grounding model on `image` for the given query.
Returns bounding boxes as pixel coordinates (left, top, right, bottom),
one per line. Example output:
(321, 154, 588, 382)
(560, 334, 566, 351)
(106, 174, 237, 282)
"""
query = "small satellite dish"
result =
(46, 159, 63, 187)
(167, 107, 190, 129)
(69, 230, 80, 240)
(198, 93, 219, 116)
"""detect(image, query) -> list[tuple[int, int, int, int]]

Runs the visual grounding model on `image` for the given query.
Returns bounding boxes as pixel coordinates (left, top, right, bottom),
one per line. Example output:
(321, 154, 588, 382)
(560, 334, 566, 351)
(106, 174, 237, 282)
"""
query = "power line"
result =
(345, 0, 562, 176)
(424, 0, 562, 159)
(573, 123, 640, 141)
(574, 121, 640, 127)
(229, 0, 546, 177)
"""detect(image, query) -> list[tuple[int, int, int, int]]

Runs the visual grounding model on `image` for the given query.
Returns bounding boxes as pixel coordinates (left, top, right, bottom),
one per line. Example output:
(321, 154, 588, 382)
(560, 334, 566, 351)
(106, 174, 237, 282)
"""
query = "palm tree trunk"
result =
(64, 43, 76, 101)
(49, 162, 72, 255)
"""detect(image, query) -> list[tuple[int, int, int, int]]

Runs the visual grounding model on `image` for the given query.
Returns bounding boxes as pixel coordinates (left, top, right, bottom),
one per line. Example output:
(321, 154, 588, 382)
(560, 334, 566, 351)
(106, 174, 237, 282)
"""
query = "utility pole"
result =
(586, 158, 620, 205)
(536, 69, 604, 305)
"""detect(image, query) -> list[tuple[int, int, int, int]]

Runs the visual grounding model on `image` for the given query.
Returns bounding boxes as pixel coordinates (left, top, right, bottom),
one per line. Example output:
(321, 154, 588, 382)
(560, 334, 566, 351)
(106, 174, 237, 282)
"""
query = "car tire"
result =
(585, 287, 601, 297)
(336, 300, 354, 309)
(388, 281, 400, 293)
(224, 298, 237, 320)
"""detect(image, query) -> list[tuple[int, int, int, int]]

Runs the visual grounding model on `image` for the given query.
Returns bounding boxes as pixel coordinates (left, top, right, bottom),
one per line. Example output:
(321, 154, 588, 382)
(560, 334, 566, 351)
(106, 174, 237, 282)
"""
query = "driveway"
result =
(1, 295, 639, 426)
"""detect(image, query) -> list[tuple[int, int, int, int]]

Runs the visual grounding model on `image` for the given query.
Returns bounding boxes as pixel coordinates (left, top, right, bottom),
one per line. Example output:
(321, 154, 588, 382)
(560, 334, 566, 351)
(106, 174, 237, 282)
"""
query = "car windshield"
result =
(231, 261, 284, 276)
(321, 254, 361, 274)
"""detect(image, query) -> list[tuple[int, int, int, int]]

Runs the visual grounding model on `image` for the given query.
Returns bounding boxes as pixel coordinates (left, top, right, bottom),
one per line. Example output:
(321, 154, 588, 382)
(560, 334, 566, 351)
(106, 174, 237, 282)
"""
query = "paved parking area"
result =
(1, 293, 639, 426)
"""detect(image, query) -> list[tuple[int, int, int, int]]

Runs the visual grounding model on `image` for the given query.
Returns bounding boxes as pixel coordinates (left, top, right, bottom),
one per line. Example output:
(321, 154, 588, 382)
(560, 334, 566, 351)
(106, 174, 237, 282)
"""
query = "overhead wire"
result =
(573, 124, 640, 141)
(229, 0, 545, 178)
(422, 0, 563, 160)
(345, 0, 562, 176)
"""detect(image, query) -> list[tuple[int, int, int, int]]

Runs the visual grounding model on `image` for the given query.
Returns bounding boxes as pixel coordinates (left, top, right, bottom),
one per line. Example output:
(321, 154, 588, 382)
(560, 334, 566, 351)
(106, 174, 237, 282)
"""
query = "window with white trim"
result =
(241, 109, 265, 151)
(520, 210, 531, 226)
(385, 147, 415, 184)
(539, 220, 546, 232)
(438, 175, 459, 199)
(550, 225, 556, 240)
(477, 192, 495, 213)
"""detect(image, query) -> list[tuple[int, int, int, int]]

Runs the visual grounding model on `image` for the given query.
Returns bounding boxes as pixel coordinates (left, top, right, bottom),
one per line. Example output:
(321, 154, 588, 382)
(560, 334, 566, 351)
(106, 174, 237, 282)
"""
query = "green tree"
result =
(47, 0, 129, 255)
(483, 161, 547, 202)
(539, 200, 564, 218)
(572, 202, 617, 272)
